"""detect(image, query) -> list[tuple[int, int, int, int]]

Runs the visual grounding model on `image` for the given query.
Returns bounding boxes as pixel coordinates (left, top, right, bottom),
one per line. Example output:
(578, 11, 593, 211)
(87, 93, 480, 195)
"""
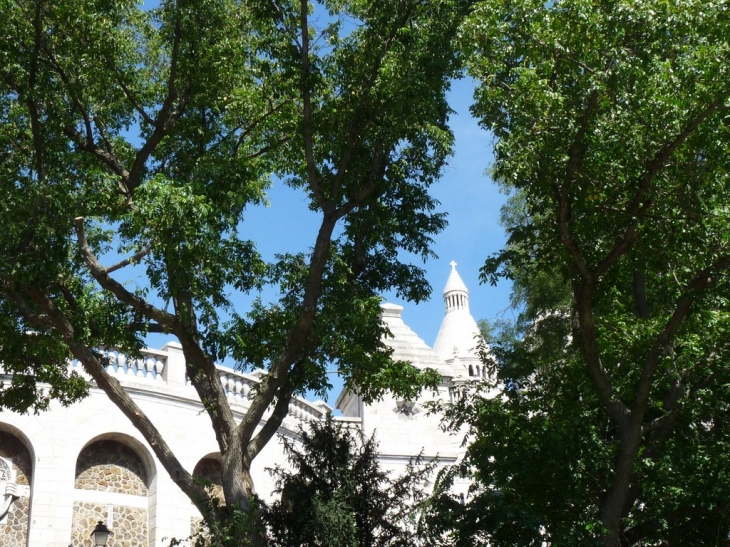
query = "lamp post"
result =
(90, 521, 112, 546)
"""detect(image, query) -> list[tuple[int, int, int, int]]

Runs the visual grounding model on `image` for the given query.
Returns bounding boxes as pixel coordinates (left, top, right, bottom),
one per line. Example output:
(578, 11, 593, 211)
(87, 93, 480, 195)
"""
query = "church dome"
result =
(433, 262, 483, 362)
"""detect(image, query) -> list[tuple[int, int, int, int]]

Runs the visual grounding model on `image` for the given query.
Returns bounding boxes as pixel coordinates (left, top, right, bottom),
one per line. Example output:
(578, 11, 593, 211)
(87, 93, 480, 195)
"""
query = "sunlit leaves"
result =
(451, 0, 730, 544)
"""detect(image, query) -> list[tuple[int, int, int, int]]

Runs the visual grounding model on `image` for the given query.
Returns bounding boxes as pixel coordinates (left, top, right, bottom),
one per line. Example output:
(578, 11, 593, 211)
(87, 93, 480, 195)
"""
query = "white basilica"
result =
(0, 263, 484, 547)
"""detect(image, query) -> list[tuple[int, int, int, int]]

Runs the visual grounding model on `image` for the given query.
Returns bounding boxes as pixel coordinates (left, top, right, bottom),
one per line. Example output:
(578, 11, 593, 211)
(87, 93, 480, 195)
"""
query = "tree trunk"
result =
(599, 426, 643, 546)
(221, 443, 266, 547)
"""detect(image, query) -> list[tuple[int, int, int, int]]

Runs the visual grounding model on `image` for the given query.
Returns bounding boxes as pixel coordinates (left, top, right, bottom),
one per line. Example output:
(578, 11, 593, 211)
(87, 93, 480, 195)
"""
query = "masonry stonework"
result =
(193, 457, 224, 503)
(75, 440, 148, 495)
(71, 502, 147, 547)
(0, 431, 31, 547)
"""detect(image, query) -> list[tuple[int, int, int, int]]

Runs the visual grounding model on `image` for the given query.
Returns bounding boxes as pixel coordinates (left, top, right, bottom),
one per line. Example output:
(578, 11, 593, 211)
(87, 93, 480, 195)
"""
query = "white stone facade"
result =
(0, 264, 483, 546)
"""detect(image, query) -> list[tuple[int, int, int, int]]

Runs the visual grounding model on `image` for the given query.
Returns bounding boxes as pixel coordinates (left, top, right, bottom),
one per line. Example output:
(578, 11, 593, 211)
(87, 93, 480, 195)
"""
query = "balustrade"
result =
(65, 345, 329, 423)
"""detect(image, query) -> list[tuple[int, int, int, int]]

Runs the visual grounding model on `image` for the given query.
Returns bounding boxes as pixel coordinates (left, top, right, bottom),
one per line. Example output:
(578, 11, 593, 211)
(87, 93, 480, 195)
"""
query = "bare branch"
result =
(105, 245, 152, 275)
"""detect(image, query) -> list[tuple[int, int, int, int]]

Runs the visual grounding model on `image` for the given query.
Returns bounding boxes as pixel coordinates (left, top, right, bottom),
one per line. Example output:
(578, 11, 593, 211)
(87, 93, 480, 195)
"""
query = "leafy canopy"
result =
(433, 0, 730, 545)
(0, 0, 466, 531)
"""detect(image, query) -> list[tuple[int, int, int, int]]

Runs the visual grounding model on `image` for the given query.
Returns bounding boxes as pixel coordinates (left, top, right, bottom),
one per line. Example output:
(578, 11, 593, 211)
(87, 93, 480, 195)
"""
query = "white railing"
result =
(67, 345, 329, 423)
(287, 396, 327, 422)
(217, 368, 256, 401)
(217, 368, 327, 422)
(69, 347, 167, 381)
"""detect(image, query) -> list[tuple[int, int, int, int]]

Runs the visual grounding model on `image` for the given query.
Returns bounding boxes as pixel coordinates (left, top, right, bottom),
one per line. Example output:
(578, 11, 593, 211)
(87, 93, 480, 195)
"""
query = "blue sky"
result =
(227, 77, 515, 402)
(387, 78, 513, 346)
(143, 77, 514, 403)
(135, 3, 514, 373)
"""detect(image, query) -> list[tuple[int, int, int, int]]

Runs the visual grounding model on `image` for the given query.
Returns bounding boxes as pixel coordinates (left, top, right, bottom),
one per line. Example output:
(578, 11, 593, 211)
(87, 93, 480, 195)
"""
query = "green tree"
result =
(433, 0, 730, 545)
(0, 0, 465, 540)
(264, 415, 435, 547)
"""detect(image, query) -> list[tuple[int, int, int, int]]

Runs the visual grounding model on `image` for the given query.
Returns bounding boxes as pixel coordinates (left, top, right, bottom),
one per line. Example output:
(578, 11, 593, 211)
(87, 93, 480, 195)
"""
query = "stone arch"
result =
(192, 453, 224, 502)
(75, 440, 148, 495)
(0, 424, 33, 547)
(191, 453, 224, 537)
(71, 433, 156, 547)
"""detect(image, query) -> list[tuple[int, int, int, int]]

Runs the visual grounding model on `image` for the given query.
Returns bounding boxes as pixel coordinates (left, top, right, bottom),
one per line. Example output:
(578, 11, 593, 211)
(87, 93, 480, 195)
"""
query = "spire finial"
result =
(442, 260, 469, 312)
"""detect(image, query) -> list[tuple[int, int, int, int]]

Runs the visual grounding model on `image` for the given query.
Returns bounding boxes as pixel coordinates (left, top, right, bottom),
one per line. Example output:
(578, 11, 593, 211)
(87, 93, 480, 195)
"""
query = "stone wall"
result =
(0, 341, 341, 546)
(0, 431, 31, 547)
(75, 440, 148, 495)
(73, 440, 148, 545)
(71, 502, 147, 547)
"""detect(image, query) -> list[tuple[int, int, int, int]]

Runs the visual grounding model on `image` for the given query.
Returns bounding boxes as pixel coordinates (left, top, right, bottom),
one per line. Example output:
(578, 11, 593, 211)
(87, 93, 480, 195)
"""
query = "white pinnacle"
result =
(433, 262, 482, 361)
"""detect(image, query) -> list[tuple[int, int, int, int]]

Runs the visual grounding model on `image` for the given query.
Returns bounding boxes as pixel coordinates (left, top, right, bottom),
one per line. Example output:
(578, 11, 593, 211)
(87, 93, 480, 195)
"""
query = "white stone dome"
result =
(433, 262, 483, 362)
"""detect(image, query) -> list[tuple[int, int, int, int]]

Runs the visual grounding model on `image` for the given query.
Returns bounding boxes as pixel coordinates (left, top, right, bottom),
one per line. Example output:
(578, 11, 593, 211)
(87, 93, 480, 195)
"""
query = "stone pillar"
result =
(149, 462, 196, 546)
(161, 342, 187, 388)
(26, 438, 76, 547)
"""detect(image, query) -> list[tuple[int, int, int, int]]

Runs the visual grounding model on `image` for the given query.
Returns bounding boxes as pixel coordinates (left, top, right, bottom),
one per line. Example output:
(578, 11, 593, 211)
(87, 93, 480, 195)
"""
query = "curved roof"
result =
(433, 263, 483, 361)
(380, 303, 453, 378)
(443, 260, 469, 295)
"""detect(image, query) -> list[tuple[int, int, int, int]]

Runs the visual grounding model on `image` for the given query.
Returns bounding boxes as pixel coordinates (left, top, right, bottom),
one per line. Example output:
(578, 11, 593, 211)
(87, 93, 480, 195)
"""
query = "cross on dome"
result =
(442, 262, 469, 303)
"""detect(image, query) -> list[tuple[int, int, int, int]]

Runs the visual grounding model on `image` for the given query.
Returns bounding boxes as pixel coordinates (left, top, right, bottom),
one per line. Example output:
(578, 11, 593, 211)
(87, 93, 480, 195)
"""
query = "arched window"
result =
(193, 456, 224, 503)
(72, 438, 152, 546)
(192, 455, 224, 536)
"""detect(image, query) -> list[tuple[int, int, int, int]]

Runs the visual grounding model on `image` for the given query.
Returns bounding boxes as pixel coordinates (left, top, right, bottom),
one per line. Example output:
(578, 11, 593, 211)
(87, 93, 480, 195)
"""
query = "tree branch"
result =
(594, 94, 728, 279)
(238, 213, 338, 450)
(556, 91, 599, 281)
(634, 254, 730, 419)
(2, 285, 52, 329)
(21, 286, 212, 516)
(65, 125, 131, 192)
(27, 0, 45, 182)
(113, 70, 156, 127)
(127, 17, 185, 193)
(330, 6, 415, 202)
(104, 245, 152, 275)
(298, 0, 330, 213)
(244, 381, 295, 466)
(574, 281, 630, 428)
(74, 217, 174, 328)
(232, 100, 291, 156)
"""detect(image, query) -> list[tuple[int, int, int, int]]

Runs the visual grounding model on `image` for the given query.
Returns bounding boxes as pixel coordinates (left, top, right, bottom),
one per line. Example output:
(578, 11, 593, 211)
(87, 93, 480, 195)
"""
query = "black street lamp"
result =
(90, 521, 112, 546)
